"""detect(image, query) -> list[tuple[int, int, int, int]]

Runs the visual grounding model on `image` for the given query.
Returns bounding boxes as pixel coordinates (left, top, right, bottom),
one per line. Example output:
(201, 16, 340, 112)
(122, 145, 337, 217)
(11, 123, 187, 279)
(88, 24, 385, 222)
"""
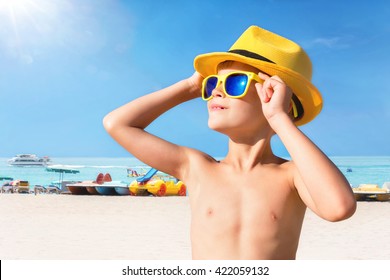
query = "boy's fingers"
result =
(255, 82, 262, 95)
(266, 87, 273, 101)
(270, 75, 283, 83)
(255, 83, 269, 103)
(263, 79, 274, 100)
(257, 72, 270, 80)
(264, 89, 272, 102)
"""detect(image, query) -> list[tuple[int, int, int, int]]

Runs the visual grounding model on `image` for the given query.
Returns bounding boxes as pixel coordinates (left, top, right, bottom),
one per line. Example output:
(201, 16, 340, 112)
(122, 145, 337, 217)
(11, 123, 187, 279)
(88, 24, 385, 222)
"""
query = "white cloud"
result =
(306, 36, 352, 50)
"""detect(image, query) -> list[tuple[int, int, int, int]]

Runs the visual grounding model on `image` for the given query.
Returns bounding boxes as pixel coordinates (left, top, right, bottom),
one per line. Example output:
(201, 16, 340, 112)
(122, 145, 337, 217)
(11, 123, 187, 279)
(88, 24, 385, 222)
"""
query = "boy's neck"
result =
(222, 131, 276, 172)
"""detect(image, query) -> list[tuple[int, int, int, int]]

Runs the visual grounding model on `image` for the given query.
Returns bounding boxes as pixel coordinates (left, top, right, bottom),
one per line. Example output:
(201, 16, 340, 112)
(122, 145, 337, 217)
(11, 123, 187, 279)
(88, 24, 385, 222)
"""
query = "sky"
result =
(0, 0, 389, 158)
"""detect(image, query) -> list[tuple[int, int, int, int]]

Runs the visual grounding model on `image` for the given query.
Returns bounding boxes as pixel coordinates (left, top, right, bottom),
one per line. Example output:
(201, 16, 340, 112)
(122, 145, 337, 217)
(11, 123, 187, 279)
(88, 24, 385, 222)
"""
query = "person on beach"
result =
(103, 26, 356, 259)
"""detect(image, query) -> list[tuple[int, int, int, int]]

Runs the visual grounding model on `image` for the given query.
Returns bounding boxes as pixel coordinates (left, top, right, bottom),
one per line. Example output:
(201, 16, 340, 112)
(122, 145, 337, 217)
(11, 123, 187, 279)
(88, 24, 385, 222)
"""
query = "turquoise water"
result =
(0, 157, 145, 187)
(1, 157, 390, 188)
(331, 157, 390, 187)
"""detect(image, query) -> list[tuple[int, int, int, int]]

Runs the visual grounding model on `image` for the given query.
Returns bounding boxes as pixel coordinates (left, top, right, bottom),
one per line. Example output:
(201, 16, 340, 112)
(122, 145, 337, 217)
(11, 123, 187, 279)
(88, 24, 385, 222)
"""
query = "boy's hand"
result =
(255, 72, 293, 127)
(187, 72, 204, 98)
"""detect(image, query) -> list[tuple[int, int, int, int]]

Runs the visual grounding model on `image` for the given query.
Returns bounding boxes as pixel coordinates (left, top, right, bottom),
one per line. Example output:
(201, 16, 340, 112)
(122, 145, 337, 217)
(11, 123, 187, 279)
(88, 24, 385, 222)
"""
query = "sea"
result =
(1, 157, 390, 189)
(0, 157, 143, 188)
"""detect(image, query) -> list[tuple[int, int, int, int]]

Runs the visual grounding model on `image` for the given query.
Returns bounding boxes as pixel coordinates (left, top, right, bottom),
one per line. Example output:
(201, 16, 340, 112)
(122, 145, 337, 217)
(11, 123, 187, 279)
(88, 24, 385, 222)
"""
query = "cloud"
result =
(305, 36, 352, 50)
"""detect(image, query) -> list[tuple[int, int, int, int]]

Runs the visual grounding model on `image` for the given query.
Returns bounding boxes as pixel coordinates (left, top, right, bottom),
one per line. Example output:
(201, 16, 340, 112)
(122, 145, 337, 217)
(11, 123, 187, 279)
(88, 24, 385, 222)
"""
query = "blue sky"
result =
(0, 0, 389, 158)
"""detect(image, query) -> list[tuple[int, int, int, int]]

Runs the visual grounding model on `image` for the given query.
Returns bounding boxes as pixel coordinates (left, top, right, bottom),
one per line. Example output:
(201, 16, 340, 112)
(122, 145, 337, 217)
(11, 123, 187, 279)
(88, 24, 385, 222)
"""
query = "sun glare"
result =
(0, 0, 61, 64)
(0, 0, 109, 64)
(0, 0, 28, 13)
(0, 0, 42, 27)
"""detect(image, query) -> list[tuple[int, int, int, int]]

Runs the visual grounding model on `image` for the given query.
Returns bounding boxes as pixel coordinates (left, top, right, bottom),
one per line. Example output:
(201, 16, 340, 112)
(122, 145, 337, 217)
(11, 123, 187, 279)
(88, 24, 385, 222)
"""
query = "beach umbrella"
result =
(11, 180, 20, 186)
(0, 176, 14, 181)
(45, 166, 80, 189)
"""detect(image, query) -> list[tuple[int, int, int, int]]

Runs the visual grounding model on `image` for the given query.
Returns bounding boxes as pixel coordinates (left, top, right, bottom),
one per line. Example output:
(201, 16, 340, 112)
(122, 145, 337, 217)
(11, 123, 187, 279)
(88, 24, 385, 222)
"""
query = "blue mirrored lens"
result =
(225, 74, 248, 96)
(205, 77, 218, 98)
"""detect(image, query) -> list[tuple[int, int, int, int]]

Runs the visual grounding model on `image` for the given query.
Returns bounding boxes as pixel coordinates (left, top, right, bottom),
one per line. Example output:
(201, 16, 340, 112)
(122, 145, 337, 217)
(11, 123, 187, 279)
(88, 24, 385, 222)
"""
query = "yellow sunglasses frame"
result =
(201, 71, 262, 101)
(201, 70, 298, 119)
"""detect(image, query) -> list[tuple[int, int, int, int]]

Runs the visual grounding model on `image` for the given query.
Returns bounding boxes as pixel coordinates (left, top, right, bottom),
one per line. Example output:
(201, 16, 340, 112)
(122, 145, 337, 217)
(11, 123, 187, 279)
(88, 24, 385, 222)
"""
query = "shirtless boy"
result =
(103, 26, 356, 259)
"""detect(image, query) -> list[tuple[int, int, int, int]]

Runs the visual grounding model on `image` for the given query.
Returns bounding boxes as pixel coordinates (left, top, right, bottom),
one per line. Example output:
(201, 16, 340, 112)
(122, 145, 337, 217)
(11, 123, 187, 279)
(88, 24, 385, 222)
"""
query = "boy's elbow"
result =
(103, 114, 116, 134)
(325, 196, 357, 222)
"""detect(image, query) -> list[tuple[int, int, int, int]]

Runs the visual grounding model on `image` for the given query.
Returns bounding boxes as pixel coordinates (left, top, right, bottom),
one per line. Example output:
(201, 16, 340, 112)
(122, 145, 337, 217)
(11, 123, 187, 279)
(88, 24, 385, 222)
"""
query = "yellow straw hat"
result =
(194, 25, 323, 126)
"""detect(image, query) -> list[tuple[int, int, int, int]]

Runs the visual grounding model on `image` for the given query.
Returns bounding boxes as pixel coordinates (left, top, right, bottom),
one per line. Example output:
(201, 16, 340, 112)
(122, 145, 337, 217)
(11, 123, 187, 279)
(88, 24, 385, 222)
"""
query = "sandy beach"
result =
(0, 194, 389, 260)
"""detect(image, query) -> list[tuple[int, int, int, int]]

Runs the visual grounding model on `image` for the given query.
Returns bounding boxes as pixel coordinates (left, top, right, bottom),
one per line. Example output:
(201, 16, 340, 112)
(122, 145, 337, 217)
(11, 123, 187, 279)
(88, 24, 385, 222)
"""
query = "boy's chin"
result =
(208, 121, 239, 135)
(208, 121, 228, 134)
(208, 119, 273, 137)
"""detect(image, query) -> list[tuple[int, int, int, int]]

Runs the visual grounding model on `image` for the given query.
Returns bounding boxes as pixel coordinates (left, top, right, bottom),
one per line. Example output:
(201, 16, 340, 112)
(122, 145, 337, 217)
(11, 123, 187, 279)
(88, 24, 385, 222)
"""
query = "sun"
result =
(0, 0, 59, 64)
(0, 0, 105, 64)
(0, 0, 29, 13)
(0, 0, 40, 28)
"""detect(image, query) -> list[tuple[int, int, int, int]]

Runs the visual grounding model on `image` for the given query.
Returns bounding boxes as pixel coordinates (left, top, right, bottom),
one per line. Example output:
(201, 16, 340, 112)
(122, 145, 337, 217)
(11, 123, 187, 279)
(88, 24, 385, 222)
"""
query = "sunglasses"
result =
(201, 71, 262, 101)
(202, 70, 299, 119)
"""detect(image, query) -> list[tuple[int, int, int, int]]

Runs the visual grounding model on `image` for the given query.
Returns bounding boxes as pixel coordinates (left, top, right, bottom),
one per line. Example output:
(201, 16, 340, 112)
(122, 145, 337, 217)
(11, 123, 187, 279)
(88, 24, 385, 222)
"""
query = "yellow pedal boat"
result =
(352, 184, 390, 201)
(128, 167, 186, 196)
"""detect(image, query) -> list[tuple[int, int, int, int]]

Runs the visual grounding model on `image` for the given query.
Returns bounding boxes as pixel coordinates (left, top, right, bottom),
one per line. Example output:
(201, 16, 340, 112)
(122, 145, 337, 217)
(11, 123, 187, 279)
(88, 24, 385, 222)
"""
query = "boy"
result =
(103, 26, 356, 259)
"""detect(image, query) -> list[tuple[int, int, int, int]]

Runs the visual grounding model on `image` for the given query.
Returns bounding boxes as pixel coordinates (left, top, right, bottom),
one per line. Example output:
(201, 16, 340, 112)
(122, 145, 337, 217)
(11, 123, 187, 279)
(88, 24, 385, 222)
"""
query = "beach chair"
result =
(34, 185, 46, 195)
(45, 185, 61, 194)
(1, 183, 13, 193)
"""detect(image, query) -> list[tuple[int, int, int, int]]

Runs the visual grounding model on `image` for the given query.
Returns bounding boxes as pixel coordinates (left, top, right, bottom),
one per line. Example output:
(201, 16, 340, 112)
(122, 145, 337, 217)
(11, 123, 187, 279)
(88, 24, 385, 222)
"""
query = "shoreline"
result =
(1, 156, 390, 188)
(0, 194, 389, 259)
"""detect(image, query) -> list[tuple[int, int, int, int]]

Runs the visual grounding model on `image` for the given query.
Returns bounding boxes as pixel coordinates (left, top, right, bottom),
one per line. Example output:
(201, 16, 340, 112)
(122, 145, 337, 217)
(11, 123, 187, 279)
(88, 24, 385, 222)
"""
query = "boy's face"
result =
(207, 62, 269, 137)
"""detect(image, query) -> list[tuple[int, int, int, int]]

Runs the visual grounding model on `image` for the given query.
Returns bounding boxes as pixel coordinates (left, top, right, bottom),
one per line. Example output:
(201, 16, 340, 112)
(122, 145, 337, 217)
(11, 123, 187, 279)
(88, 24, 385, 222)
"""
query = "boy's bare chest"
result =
(189, 168, 299, 228)
(187, 162, 306, 259)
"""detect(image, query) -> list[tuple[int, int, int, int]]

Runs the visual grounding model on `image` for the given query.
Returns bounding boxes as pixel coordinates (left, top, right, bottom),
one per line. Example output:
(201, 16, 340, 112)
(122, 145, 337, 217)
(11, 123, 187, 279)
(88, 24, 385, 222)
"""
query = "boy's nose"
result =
(211, 83, 226, 98)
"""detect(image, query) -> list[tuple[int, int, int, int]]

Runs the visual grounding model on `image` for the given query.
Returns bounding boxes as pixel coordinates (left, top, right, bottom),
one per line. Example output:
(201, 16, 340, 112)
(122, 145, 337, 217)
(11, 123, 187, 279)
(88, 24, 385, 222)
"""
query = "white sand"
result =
(298, 202, 390, 259)
(0, 194, 389, 259)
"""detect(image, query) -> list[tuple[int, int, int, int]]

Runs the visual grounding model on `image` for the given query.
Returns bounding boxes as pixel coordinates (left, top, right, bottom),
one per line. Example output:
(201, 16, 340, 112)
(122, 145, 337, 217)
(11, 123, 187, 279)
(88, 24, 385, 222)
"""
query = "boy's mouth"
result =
(209, 103, 227, 111)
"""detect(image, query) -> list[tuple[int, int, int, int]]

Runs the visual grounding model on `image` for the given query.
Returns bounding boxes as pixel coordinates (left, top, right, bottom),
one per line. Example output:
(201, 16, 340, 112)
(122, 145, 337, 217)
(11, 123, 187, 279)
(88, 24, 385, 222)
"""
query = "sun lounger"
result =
(45, 185, 61, 194)
(34, 185, 46, 195)
(1, 184, 14, 193)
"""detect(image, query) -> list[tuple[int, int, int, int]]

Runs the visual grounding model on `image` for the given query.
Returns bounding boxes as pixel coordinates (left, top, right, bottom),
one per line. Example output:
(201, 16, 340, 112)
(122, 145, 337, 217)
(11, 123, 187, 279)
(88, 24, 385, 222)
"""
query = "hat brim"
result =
(194, 52, 323, 126)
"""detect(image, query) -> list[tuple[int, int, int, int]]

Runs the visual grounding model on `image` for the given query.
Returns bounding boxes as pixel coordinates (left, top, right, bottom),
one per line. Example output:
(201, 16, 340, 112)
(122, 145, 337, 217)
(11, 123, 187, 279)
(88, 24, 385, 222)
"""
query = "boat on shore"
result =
(65, 173, 129, 195)
(7, 154, 51, 167)
(352, 183, 390, 201)
(66, 180, 129, 195)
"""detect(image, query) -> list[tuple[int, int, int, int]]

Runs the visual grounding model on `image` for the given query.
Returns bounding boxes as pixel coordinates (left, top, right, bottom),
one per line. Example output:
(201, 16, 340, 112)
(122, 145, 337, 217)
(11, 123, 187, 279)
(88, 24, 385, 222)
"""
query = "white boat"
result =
(7, 154, 51, 166)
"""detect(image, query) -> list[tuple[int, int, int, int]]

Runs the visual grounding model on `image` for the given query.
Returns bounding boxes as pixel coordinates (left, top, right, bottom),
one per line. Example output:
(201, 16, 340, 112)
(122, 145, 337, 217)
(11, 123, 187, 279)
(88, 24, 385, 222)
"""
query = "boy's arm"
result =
(273, 115, 356, 221)
(103, 73, 203, 180)
(256, 73, 356, 222)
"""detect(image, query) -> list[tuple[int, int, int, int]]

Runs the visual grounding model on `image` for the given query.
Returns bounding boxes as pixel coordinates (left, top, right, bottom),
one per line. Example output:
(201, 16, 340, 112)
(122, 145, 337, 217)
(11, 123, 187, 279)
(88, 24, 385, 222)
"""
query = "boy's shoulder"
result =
(264, 155, 292, 168)
(261, 156, 296, 184)
(275, 157, 296, 173)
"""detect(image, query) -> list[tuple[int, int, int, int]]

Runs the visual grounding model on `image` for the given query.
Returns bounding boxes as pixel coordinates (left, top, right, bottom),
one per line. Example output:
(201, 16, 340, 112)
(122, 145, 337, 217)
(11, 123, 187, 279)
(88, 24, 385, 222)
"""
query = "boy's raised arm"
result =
(256, 73, 356, 222)
(273, 114, 356, 222)
(103, 73, 203, 179)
